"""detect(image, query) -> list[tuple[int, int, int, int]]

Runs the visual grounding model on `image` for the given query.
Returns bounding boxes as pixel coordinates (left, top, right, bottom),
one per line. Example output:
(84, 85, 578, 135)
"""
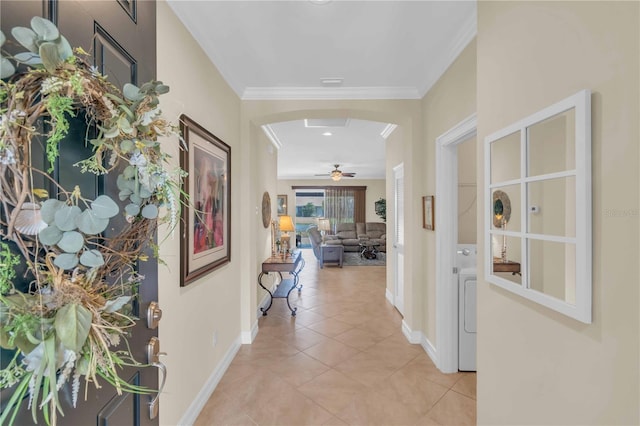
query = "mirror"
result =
(484, 89, 592, 323)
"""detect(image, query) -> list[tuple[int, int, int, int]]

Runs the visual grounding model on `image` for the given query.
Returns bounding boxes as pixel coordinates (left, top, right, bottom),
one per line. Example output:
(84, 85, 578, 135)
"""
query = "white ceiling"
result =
(167, 0, 477, 180)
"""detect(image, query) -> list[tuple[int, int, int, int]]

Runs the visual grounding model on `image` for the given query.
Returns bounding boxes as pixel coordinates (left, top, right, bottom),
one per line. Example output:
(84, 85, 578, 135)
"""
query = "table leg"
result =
(258, 271, 282, 315)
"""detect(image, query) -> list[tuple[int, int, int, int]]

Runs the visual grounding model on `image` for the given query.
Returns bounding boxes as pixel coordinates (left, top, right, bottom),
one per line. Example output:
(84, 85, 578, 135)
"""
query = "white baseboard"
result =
(177, 336, 242, 426)
(421, 334, 438, 367)
(385, 288, 394, 304)
(399, 321, 439, 368)
(241, 319, 258, 344)
(401, 320, 422, 344)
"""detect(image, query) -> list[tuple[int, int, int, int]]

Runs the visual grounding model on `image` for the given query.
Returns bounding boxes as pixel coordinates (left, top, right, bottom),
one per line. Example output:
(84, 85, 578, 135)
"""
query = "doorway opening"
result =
(435, 113, 477, 373)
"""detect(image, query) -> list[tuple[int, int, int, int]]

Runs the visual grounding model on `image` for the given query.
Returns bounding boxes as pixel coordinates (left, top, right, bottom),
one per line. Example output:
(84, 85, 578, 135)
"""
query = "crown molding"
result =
(167, 1, 245, 98)
(242, 86, 422, 101)
(261, 124, 282, 150)
(380, 123, 398, 139)
(418, 11, 477, 98)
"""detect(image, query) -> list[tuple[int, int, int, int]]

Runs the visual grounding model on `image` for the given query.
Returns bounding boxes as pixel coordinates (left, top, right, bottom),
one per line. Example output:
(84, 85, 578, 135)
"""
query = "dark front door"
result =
(0, 1, 160, 425)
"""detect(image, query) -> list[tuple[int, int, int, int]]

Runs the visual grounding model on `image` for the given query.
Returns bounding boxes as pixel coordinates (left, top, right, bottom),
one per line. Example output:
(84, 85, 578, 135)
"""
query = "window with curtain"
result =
(325, 186, 366, 230)
(292, 186, 366, 232)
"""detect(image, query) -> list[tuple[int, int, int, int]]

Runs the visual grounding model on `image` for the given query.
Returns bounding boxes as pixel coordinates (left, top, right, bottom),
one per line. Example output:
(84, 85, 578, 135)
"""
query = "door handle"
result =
(147, 301, 162, 329)
(146, 337, 167, 420)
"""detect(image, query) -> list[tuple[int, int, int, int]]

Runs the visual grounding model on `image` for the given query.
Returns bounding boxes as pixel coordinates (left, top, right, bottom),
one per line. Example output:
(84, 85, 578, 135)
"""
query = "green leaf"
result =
(57, 35, 73, 60)
(123, 166, 136, 179)
(54, 205, 81, 231)
(156, 84, 170, 94)
(102, 126, 120, 139)
(125, 203, 140, 216)
(55, 304, 91, 354)
(0, 327, 15, 349)
(118, 116, 134, 134)
(103, 296, 132, 313)
(118, 104, 135, 120)
(13, 334, 37, 354)
(40, 199, 65, 224)
(57, 231, 84, 253)
(14, 51, 42, 66)
(31, 16, 59, 41)
(39, 42, 62, 72)
(139, 187, 152, 199)
(141, 204, 158, 219)
(123, 83, 143, 101)
(119, 189, 133, 201)
(75, 209, 109, 235)
(91, 195, 119, 219)
(79, 249, 104, 268)
(120, 140, 134, 153)
(38, 224, 63, 245)
(11, 27, 38, 52)
(130, 193, 142, 205)
(0, 31, 5, 46)
(53, 253, 78, 270)
(0, 57, 15, 79)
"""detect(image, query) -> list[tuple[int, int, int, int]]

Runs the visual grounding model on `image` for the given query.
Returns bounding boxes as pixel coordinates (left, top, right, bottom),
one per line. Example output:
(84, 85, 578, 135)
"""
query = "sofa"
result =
(324, 222, 386, 252)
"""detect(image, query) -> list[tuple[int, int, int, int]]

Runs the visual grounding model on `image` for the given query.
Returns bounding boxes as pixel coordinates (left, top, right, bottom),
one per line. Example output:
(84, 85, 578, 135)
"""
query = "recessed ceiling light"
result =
(309, 0, 332, 5)
(322, 132, 332, 136)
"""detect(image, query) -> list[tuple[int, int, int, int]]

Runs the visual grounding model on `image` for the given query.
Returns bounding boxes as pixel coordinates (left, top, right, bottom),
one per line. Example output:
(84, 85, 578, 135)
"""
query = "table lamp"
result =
(317, 218, 330, 244)
(279, 215, 295, 251)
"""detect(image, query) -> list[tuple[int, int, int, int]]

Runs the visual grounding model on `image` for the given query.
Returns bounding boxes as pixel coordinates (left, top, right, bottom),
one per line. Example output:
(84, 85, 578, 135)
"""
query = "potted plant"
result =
(375, 198, 386, 222)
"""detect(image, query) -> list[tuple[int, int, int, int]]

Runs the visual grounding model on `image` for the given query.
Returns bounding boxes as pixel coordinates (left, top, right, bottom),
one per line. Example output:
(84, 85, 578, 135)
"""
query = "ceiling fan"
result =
(315, 164, 356, 181)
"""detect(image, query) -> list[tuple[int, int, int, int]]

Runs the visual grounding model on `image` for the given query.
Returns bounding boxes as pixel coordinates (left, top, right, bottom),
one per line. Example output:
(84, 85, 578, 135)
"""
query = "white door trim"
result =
(393, 163, 405, 315)
(435, 113, 477, 373)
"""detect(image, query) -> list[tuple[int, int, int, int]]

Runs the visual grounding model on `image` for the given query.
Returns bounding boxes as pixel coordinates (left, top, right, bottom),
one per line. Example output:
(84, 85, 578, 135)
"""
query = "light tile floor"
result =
(195, 249, 476, 426)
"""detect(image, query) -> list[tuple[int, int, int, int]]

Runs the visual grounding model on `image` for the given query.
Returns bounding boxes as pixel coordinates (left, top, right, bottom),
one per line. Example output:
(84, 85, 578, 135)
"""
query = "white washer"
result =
(457, 244, 477, 372)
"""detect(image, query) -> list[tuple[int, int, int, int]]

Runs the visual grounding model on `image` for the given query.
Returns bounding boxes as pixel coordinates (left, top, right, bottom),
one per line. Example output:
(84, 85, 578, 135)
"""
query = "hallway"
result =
(195, 250, 476, 425)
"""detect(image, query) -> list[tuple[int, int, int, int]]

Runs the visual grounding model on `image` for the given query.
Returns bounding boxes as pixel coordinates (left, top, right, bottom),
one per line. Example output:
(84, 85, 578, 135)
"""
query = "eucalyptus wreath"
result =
(0, 17, 184, 425)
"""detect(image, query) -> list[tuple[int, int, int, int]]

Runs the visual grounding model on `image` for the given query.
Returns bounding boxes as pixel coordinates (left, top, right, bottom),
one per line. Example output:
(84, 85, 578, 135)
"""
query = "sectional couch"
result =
(323, 222, 387, 252)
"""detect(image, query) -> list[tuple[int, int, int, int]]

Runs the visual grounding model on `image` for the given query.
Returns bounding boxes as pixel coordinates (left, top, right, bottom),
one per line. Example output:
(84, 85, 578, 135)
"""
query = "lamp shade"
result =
(279, 215, 295, 233)
(317, 218, 331, 232)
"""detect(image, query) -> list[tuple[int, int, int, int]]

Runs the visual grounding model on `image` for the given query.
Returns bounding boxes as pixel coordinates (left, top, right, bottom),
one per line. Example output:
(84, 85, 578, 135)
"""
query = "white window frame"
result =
(484, 89, 592, 323)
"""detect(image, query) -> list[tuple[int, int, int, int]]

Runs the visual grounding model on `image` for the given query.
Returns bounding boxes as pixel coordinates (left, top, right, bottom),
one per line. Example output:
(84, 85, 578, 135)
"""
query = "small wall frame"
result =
(423, 196, 434, 230)
(277, 194, 287, 216)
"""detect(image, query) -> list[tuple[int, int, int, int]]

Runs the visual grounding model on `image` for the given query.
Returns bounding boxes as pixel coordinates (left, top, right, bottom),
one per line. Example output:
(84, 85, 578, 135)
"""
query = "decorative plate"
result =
(261, 192, 271, 228)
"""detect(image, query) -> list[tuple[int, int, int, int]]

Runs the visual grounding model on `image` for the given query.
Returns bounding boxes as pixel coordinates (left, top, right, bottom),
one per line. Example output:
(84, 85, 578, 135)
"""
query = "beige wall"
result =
(477, 2, 639, 424)
(420, 39, 477, 344)
(277, 178, 386, 225)
(156, 3, 242, 424)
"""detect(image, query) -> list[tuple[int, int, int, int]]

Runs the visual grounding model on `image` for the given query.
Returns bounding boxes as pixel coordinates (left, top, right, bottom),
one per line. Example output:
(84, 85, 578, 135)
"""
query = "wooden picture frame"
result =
(423, 195, 434, 230)
(277, 194, 287, 216)
(180, 114, 231, 286)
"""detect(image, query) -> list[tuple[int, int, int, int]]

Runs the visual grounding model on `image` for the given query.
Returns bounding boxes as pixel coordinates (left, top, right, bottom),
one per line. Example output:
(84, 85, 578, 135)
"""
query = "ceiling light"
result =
(331, 170, 342, 181)
(322, 132, 332, 136)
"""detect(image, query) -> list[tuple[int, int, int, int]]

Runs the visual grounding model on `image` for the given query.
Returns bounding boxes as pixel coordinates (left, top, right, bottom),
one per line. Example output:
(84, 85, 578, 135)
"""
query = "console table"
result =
(493, 259, 521, 275)
(258, 251, 304, 316)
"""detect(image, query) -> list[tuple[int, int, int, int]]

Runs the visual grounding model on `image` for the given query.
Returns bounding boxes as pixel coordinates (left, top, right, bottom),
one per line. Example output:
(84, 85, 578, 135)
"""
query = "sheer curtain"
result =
(325, 186, 366, 232)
